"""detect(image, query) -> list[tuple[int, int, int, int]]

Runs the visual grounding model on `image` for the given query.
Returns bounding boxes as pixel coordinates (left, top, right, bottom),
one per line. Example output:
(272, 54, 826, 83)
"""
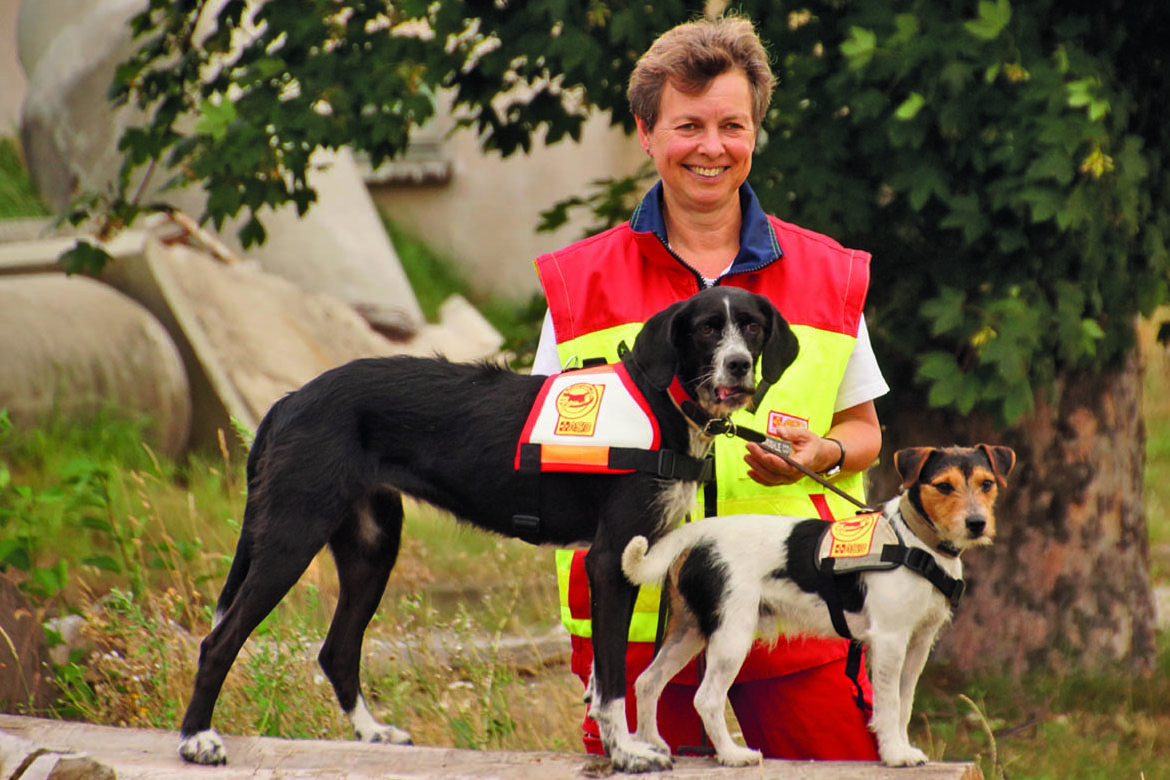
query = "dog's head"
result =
(893, 444, 1016, 552)
(629, 287, 799, 418)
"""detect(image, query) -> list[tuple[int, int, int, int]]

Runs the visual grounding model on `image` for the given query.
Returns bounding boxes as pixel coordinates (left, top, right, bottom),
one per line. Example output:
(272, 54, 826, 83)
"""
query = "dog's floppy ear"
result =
(629, 298, 685, 390)
(893, 447, 935, 492)
(977, 444, 1016, 486)
(760, 301, 800, 385)
(748, 294, 799, 411)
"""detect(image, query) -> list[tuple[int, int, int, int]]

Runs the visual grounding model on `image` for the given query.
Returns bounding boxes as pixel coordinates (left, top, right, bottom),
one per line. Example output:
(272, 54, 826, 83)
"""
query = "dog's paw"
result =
(716, 745, 762, 767)
(357, 723, 414, 746)
(609, 739, 674, 774)
(880, 745, 929, 767)
(178, 729, 227, 765)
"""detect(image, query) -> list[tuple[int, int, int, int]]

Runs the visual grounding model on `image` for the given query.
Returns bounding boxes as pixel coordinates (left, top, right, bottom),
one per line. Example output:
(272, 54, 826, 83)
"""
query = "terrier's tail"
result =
(622, 525, 702, 585)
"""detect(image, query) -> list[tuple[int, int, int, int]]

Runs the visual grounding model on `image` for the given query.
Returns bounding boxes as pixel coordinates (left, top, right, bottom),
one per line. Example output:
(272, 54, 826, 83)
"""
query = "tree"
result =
(65, 0, 1167, 675)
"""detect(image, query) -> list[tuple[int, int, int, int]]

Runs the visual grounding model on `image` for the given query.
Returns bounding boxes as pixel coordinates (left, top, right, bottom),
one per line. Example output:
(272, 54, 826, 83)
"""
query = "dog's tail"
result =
(213, 394, 288, 625)
(622, 527, 701, 585)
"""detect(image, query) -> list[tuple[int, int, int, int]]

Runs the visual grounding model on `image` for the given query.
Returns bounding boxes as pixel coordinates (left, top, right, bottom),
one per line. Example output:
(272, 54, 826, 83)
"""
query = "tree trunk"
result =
(868, 348, 1157, 676)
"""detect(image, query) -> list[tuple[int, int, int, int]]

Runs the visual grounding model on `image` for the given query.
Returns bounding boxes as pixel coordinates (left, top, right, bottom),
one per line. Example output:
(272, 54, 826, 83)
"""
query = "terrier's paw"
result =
(717, 745, 762, 767)
(358, 723, 413, 745)
(178, 729, 227, 765)
(609, 738, 674, 773)
(880, 744, 929, 767)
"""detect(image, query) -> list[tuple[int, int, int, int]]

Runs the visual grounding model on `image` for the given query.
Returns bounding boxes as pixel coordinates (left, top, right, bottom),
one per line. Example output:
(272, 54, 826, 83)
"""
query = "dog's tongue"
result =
(716, 387, 741, 402)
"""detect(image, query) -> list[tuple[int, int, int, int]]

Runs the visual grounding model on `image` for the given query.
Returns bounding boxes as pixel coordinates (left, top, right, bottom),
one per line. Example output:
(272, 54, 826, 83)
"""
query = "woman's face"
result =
(636, 69, 757, 217)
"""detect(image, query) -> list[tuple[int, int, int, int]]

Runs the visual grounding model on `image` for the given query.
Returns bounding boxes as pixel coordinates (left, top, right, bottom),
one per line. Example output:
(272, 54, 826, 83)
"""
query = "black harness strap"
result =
(607, 447, 712, 481)
(817, 555, 870, 714)
(879, 545, 966, 606)
(512, 442, 544, 543)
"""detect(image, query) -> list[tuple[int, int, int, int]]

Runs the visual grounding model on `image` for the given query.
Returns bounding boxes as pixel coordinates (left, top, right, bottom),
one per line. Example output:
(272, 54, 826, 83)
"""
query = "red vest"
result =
(537, 189, 871, 681)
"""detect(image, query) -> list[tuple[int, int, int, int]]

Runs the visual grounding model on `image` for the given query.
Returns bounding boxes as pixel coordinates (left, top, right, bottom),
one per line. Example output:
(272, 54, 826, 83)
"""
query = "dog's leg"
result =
(584, 545, 672, 773)
(694, 621, 761, 767)
(633, 626, 704, 758)
(868, 632, 928, 767)
(178, 534, 327, 764)
(320, 491, 412, 746)
(896, 625, 939, 751)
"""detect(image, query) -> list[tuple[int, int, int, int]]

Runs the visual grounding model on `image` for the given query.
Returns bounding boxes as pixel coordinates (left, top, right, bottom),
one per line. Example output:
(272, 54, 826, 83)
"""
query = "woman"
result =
(533, 14, 887, 761)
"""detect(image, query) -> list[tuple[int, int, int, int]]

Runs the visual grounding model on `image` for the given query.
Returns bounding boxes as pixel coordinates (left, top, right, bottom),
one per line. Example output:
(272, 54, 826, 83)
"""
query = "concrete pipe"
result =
(0, 273, 191, 458)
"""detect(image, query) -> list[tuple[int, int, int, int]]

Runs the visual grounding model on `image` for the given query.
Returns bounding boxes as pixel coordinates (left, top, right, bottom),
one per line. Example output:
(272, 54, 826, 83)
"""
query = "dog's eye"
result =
(981, 479, 994, 492)
(743, 322, 762, 335)
(697, 324, 716, 336)
(933, 482, 955, 495)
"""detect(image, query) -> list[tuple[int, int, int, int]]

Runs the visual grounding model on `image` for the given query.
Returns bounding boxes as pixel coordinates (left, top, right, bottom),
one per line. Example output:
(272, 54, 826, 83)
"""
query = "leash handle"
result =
(725, 422, 875, 512)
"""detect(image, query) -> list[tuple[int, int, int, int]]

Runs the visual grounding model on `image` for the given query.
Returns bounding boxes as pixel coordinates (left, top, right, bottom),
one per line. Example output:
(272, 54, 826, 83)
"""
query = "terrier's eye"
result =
(982, 479, 995, 492)
(934, 482, 955, 495)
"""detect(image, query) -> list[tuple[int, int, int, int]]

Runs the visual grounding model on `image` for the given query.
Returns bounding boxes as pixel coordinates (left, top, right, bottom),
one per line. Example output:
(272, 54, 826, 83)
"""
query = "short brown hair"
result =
(628, 15, 776, 130)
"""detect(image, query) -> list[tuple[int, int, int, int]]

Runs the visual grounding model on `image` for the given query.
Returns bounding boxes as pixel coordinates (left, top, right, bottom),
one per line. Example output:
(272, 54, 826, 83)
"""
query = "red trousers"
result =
(577, 654, 881, 761)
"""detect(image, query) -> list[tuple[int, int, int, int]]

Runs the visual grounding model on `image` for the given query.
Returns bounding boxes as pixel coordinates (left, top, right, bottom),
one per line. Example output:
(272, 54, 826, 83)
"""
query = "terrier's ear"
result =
(893, 447, 936, 491)
(977, 444, 1017, 486)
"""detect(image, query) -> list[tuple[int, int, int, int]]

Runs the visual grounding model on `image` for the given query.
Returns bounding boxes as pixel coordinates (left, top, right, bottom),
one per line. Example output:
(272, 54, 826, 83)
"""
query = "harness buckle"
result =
(656, 449, 677, 478)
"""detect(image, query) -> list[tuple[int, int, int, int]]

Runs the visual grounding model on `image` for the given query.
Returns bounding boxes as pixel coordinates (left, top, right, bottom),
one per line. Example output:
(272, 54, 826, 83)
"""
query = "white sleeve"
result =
(532, 310, 562, 375)
(834, 317, 889, 412)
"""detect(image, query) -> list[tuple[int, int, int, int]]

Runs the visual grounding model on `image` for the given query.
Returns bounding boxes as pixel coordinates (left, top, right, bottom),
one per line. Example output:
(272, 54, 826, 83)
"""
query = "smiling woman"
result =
(530, 12, 891, 765)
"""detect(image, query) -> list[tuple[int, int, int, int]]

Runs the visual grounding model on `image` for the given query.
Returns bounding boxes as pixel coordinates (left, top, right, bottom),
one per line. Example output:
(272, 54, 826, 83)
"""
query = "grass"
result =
(0, 136, 50, 219)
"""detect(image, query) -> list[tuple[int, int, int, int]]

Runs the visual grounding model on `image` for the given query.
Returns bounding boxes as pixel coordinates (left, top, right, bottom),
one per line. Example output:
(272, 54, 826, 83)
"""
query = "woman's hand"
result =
(743, 427, 828, 486)
(742, 401, 881, 488)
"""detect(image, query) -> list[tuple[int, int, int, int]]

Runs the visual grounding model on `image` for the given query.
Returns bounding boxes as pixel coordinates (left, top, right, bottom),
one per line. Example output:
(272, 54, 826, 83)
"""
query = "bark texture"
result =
(868, 350, 1157, 676)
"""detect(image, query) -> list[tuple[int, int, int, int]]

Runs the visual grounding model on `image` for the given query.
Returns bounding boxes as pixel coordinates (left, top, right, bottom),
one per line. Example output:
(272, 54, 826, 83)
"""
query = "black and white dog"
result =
(176, 286, 799, 773)
(621, 444, 1015, 768)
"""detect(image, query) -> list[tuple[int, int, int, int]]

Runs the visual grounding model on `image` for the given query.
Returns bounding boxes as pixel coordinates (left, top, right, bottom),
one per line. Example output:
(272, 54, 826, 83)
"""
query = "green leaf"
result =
(840, 27, 877, 71)
(894, 92, 925, 121)
(964, 0, 1012, 40)
(57, 240, 113, 276)
(195, 97, 238, 142)
(82, 554, 123, 574)
(920, 288, 968, 337)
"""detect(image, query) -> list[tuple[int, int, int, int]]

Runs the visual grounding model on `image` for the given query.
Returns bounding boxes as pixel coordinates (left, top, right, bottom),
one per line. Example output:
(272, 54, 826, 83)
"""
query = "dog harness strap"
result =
(816, 554, 855, 641)
(880, 545, 966, 606)
(844, 640, 871, 715)
(607, 447, 712, 481)
(513, 444, 543, 543)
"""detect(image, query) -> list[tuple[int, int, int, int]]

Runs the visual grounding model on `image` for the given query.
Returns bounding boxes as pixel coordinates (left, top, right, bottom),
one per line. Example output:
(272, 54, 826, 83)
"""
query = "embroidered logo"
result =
(554, 383, 605, 436)
(828, 512, 882, 558)
(767, 411, 808, 437)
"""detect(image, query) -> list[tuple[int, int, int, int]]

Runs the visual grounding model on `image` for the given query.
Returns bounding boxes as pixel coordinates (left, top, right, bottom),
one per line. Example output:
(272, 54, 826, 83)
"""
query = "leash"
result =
(702, 416, 878, 513)
(660, 373, 876, 511)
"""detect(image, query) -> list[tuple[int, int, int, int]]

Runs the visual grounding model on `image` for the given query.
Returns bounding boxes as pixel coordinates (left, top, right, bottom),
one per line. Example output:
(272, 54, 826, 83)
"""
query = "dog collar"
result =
(897, 499, 961, 559)
(666, 376, 725, 435)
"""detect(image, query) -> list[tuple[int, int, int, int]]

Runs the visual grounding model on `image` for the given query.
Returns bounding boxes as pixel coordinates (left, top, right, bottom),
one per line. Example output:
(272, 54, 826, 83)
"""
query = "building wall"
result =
(369, 103, 644, 303)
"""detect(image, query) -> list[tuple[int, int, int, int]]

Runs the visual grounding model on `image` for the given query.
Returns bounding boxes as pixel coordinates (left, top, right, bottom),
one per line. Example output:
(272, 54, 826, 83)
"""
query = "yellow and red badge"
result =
(554, 383, 605, 436)
(828, 511, 882, 558)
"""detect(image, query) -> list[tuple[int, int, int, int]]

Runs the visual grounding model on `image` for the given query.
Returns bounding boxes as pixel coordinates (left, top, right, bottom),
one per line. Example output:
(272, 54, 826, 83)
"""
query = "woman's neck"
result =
(662, 200, 742, 281)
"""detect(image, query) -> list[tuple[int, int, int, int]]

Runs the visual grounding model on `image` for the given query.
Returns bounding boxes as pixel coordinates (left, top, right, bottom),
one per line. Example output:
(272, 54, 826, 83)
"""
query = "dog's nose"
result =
(726, 355, 752, 378)
(966, 517, 987, 537)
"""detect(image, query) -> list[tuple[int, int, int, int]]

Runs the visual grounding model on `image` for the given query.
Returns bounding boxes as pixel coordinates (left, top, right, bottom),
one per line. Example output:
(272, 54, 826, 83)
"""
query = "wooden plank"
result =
(0, 715, 981, 780)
